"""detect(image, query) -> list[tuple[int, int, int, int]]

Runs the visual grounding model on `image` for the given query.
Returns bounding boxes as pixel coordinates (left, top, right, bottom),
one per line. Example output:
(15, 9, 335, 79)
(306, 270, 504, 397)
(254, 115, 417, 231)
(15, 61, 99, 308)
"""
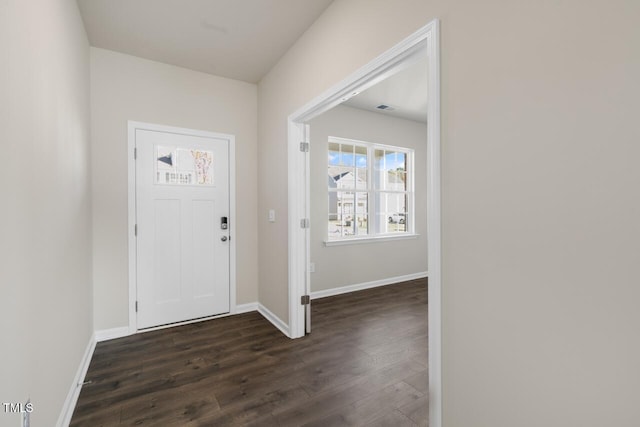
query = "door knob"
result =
(221, 236, 228, 242)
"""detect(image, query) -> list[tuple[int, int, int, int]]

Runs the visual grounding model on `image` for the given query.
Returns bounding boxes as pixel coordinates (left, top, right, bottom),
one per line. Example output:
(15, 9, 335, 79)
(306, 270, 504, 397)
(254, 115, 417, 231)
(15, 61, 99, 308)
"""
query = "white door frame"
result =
(286, 20, 441, 426)
(127, 121, 237, 333)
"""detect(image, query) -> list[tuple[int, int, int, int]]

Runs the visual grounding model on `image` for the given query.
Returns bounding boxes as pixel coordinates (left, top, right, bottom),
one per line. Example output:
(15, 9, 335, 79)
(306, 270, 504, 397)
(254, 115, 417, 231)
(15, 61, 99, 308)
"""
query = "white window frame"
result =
(326, 136, 416, 245)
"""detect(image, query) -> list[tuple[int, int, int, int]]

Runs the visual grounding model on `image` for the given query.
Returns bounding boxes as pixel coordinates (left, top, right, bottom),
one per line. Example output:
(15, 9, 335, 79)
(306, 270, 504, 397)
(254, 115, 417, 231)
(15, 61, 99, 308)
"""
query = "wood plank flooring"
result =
(71, 278, 428, 426)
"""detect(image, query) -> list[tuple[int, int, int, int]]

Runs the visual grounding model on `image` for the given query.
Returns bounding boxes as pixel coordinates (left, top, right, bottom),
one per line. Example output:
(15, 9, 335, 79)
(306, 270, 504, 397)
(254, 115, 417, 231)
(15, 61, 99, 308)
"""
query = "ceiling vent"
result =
(376, 104, 396, 111)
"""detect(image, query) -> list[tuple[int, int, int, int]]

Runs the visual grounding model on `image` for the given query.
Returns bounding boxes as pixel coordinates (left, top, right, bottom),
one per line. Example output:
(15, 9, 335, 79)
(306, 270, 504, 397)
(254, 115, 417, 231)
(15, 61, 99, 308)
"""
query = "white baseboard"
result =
(95, 326, 131, 342)
(56, 333, 96, 427)
(311, 271, 428, 300)
(257, 303, 290, 337)
(235, 302, 258, 314)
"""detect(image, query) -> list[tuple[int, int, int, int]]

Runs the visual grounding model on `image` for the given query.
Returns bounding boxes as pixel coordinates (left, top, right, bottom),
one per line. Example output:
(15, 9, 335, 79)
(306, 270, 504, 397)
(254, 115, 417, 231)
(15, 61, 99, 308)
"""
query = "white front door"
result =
(135, 127, 231, 329)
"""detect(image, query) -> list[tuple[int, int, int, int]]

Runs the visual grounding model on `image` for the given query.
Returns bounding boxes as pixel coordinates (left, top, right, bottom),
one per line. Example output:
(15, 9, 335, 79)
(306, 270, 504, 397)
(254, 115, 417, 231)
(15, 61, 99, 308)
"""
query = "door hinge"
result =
(134, 224, 138, 236)
(301, 295, 310, 305)
(134, 147, 137, 159)
(135, 301, 138, 312)
(300, 142, 309, 152)
(300, 218, 310, 228)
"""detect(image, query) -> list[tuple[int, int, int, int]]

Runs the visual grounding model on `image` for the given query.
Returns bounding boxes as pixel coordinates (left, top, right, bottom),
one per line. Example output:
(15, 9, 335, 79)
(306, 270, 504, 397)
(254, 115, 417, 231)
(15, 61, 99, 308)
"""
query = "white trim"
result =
(56, 333, 96, 427)
(127, 121, 237, 333)
(95, 327, 130, 342)
(287, 121, 308, 338)
(304, 123, 312, 334)
(228, 141, 237, 314)
(425, 20, 442, 427)
(236, 302, 259, 314)
(286, 20, 442, 427)
(258, 303, 291, 337)
(324, 233, 420, 246)
(311, 272, 428, 300)
(127, 122, 137, 335)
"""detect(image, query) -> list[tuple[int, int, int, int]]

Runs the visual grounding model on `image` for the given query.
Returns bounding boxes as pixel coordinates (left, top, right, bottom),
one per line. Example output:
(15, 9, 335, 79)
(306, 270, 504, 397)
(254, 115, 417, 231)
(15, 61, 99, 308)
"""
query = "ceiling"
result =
(77, 0, 426, 122)
(77, 0, 334, 83)
(343, 56, 428, 123)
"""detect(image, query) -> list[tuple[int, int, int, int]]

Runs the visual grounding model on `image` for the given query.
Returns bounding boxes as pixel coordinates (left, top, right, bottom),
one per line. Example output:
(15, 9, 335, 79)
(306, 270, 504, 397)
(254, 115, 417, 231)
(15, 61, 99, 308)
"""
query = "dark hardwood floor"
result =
(71, 278, 428, 426)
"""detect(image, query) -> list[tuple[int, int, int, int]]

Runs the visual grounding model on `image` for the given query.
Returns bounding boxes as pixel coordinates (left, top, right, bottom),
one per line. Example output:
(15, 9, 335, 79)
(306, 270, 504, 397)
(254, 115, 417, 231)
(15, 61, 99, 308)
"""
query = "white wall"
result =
(309, 105, 427, 292)
(0, 1, 92, 426)
(91, 48, 258, 331)
(257, 0, 640, 425)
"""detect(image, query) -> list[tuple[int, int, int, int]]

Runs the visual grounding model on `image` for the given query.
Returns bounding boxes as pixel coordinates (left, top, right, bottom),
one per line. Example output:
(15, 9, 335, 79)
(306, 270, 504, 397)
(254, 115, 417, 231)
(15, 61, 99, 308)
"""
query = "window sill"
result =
(324, 233, 420, 247)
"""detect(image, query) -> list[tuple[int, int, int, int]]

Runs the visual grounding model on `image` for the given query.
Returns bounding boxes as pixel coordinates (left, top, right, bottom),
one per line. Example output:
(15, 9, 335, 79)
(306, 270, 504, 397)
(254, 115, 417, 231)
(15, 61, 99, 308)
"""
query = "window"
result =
(327, 137, 414, 242)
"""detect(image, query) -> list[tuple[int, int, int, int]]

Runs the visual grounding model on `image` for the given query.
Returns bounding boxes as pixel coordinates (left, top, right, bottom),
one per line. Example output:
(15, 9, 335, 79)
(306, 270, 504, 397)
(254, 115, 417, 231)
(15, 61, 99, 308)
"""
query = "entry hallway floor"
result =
(71, 278, 428, 426)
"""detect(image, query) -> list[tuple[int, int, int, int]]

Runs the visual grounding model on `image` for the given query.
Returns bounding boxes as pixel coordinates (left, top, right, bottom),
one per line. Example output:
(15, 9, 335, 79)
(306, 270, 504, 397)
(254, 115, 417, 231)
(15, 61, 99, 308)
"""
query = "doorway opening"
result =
(286, 20, 441, 426)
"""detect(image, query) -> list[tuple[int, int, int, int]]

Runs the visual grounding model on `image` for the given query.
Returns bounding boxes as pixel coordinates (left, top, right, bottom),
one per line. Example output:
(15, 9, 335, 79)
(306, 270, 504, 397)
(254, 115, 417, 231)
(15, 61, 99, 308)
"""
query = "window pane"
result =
(388, 151, 406, 170)
(328, 210, 341, 239)
(328, 142, 341, 166)
(385, 191, 406, 213)
(354, 192, 368, 236)
(376, 192, 408, 234)
(387, 169, 405, 191)
(355, 214, 368, 236)
(374, 149, 409, 190)
(376, 212, 389, 234)
(334, 191, 353, 237)
(398, 213, 408, 232)
(329, 166, 355, 190)
(329, 142, 362, 167)
(340, 143, 355, 166)
(355, 144, 367, 168)
(374, 149, 385, 189)
(329, 190, 352, 239)
(328, 141, 368, 194)
(399, 171, 408, 190)
(386, 212, 407, 233)
(328, 192, 339, 238)
(356, 167, 367, 189)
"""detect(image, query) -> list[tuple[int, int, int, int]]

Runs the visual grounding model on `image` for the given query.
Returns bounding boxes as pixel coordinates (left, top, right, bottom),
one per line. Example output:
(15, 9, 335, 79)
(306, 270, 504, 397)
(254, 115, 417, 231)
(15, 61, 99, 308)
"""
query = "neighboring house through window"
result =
(327, 136, 414, 242)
